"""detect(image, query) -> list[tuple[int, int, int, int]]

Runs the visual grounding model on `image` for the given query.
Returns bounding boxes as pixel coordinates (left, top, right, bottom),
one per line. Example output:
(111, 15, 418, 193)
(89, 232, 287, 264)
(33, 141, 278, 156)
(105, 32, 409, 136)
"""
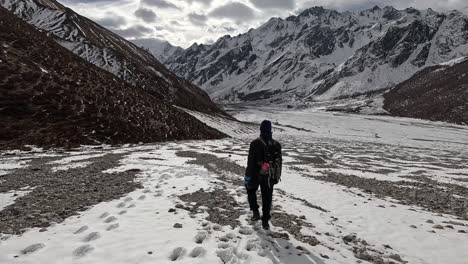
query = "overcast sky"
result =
(59, 0, 468, 48)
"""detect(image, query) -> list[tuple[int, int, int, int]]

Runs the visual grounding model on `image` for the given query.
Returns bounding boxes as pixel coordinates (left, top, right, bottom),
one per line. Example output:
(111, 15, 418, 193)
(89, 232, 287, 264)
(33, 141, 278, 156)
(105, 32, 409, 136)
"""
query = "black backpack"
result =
(258, 138, 282, 187)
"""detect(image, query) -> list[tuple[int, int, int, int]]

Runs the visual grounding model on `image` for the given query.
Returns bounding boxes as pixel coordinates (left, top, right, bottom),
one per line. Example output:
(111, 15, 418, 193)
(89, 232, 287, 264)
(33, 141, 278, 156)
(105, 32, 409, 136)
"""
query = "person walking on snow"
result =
(245, 120, 282, 230)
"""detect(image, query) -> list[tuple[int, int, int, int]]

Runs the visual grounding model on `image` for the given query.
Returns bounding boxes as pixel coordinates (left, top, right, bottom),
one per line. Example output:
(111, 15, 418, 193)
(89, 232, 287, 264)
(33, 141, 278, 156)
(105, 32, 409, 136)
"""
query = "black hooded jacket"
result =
(245, 137, 282, 178)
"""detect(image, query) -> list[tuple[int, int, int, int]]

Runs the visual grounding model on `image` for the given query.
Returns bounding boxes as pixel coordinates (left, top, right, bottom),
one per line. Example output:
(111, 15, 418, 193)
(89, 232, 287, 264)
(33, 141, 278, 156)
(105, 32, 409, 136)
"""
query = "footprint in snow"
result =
(143, 189, 151, 194)
(194, 231, 208, 244)
(239, 226, 254, 235)
(189, 247, 206, 258)
(118, 210, 127, 215)
(218, 242, 230, 249)
(226, 233, 236, 239)
(104, 216, 118, 223)
(106, 223, 119, 231)
(246, 243, 256, 251)
(216, 249, 235, 263)
(219, 236, 230, 242)
(73, 244, 94, 258)
(116, 202, 126, 208)
(127, 204, 136, 208)
(99, 212, 110, 219)
(212, 224, 222, 231)
(83, 232, 100, 242)
(169, 247, 185, 261)
(138, 195, 146, 200)
(21, 243, 45, 255)
(74, 225, 88, 234)
(124, 197, 133, 202)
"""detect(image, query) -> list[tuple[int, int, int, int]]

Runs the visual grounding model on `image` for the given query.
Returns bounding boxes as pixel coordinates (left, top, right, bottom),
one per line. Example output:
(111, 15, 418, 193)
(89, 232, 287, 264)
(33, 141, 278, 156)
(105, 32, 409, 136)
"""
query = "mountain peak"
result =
(164, 5, 468, 104)
(298, 6, 328, 17)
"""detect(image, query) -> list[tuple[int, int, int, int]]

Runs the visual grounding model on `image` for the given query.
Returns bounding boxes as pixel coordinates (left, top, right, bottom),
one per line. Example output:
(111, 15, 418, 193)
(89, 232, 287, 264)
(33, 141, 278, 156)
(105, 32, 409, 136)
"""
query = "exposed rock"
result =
(0, 6, 225, 149)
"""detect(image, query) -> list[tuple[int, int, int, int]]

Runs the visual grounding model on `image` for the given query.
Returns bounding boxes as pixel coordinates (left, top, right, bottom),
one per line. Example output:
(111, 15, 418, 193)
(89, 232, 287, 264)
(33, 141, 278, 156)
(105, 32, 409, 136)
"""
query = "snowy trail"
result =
(1, 108, 468, 264)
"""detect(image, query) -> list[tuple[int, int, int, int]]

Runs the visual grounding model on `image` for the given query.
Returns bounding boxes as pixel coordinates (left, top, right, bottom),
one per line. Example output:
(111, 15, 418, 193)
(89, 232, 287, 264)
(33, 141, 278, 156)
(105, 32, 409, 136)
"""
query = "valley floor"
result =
(1, 107, 468, 264)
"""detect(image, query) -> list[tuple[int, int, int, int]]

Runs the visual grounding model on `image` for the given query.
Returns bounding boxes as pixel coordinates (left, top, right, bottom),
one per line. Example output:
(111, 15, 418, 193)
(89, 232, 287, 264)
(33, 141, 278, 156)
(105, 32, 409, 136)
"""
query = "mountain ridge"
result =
(0, 0, 225, 115)
(0, 5, 225, 149)
(160, 5, 468, 104)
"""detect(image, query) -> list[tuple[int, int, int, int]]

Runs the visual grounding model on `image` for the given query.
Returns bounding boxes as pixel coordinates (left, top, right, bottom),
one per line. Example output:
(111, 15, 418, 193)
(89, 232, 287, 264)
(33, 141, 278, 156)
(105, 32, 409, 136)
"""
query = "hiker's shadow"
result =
(254, 226, 325, 264)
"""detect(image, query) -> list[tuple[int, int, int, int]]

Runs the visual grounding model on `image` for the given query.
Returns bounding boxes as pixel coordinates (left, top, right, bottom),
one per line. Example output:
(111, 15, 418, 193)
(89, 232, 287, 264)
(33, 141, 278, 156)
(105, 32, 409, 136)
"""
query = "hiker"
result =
(245, 120, 282, 230)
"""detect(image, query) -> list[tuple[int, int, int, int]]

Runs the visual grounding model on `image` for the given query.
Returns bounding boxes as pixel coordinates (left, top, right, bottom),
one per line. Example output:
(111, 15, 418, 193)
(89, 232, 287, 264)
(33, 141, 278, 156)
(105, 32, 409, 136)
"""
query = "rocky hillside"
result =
(384, 58, 468, 124)
(0, 6, 225, 149)
(164, 6, 468, 103)
(0, 0, 223, 114)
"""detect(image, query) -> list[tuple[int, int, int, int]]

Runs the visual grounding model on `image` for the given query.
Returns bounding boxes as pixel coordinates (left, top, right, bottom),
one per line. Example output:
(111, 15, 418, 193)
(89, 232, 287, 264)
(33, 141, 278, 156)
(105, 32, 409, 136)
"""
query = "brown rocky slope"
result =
(384, 59, 468, 125)
(0, 6, 225, 149)
(0, 0, 224, 115)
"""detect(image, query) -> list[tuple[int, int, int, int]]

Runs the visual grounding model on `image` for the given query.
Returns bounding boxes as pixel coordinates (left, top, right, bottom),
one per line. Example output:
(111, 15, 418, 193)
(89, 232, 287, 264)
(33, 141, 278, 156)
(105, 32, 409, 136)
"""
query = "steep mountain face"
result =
(131, 38, 183, 63)
(165, 6, 468, 103)
(0, 6, 225, 149)
(0, 0, 223, 114)
(384, 58, 468, 124)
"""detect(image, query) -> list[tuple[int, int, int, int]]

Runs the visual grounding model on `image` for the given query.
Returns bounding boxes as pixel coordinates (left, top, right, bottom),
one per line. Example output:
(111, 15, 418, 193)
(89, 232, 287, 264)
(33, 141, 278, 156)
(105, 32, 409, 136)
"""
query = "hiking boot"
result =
(262, 220, 270, 230)
(251, 210, 261, 221)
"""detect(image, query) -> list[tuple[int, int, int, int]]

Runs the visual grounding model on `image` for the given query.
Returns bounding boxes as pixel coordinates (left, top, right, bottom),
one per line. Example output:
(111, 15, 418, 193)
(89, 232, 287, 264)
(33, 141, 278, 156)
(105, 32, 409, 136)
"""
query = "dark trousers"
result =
(247, 175, 274, 221)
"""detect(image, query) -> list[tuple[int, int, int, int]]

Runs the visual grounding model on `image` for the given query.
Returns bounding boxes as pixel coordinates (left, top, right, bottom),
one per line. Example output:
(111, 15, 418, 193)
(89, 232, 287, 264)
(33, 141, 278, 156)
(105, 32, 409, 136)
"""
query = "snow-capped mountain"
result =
(0, 0, 223, 114)
(131, 38, 183, 63)
(166, 6, 468, 103)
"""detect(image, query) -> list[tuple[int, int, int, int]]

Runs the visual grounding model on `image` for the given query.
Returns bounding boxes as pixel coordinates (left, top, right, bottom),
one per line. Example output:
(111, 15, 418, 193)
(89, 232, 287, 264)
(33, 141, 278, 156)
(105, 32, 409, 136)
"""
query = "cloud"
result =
(170, 20, 183, 26)
(141, 0, 180, 9)
(59, 0, 468, 48)
(188, 12, 208, 26)
(250, 0, 295, 10)
(111, 25, 154, 38)
(134, 7, 158, 23)
(95, 13, 128, 28)
(183, 0, 213, 5)
(209, 2, 256, 22)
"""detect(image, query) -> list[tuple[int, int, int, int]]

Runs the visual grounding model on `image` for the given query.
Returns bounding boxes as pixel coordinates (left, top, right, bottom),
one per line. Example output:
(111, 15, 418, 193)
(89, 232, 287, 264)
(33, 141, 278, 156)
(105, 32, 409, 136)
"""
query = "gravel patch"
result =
(179, 188, 242, 228)
(312, 173, 468, 219)
(176, 151, 244, 185)
(0, 153, 142, 234)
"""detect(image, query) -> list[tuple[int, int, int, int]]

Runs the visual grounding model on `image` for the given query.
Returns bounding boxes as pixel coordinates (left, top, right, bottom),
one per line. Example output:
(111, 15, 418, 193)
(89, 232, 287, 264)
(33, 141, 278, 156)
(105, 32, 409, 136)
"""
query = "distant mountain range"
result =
(142, 6, 468, 107)
(0, 0, 223, 114)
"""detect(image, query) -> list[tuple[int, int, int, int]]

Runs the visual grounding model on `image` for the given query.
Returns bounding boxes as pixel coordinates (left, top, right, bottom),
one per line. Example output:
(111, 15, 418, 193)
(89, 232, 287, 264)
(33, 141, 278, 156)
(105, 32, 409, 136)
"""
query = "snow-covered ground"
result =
(1, 107, 467, 264)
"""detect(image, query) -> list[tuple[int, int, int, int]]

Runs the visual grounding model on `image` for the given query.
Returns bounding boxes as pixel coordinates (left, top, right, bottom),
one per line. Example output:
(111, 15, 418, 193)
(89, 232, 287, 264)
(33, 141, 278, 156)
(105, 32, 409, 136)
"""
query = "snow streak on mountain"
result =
(0, 0, 223, 114)
(162, 6, 468, 103)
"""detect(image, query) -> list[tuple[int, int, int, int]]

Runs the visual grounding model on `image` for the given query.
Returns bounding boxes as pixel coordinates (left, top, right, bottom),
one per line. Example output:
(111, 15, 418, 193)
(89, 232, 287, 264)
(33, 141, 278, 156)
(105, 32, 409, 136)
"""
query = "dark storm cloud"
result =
(134, 8, 158, 23)
(95, 13, 127, 28)
(111, 25, 153, 38)
(141, 0, 180, 9)
(209, 2, 255, 21)
(188, 12, 208, 26)
(250, 0, 295, 10)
